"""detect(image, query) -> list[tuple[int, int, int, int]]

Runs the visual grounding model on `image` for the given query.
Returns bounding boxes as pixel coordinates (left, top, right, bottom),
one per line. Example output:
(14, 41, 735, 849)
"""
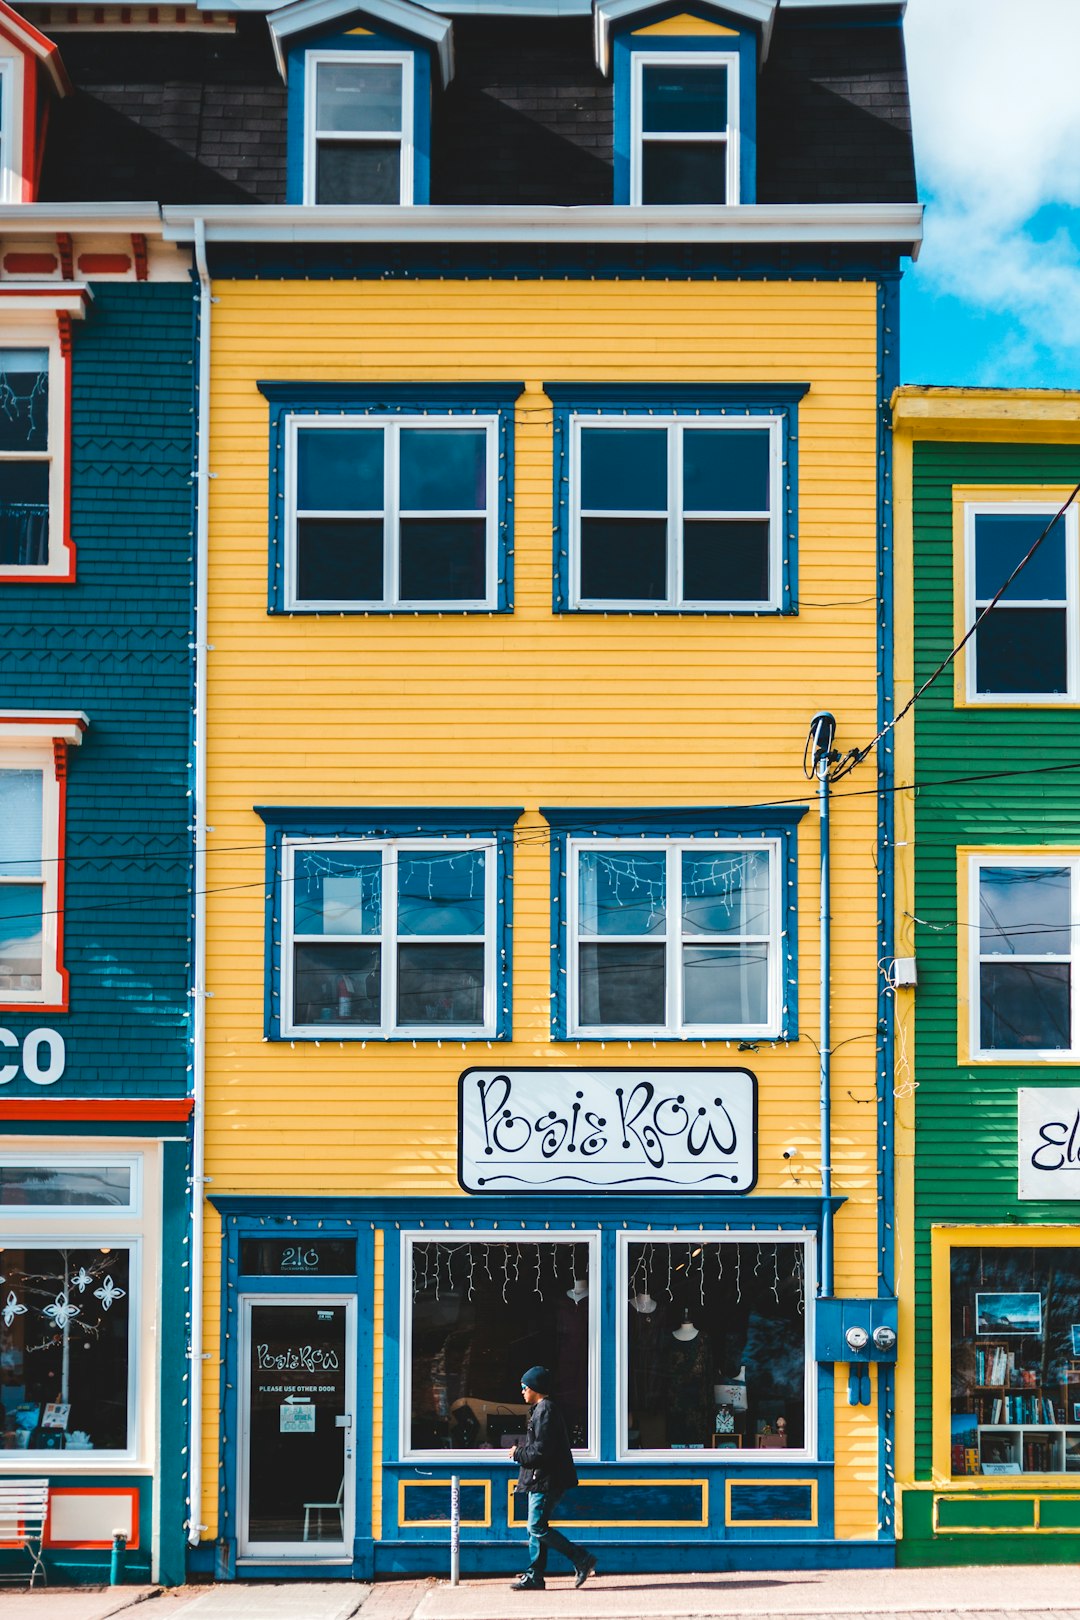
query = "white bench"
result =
(0, 1478, 49, 1587)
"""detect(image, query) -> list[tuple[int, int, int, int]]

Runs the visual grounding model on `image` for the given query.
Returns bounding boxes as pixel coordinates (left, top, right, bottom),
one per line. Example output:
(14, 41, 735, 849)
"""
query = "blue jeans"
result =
(525, 1489, 588, 1575)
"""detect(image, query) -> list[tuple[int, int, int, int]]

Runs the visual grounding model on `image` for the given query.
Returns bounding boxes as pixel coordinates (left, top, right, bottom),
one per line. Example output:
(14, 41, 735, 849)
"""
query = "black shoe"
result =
(510, 1573, 546, 1590)
(574, 1554, 598, 1588)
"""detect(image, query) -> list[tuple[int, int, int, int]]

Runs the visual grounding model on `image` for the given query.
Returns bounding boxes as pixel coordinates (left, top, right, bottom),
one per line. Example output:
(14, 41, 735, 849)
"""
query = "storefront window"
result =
(0, 1162, 134, 1210)
(0, 1247, 130, 1453)
(408, 1239, 593, 1452)
(624, 1238, 807, 1453)
(951, 1245, 1080, 1476)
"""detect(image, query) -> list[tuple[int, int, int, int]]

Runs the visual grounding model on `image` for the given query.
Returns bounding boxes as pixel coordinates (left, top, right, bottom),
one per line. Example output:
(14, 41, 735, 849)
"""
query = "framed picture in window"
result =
(975, 1291, 1042, 1336)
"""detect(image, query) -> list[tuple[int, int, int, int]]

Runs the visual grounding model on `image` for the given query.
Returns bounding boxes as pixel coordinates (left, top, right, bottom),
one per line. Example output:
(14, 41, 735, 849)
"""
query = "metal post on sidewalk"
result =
(450, 1473, 460, 1586)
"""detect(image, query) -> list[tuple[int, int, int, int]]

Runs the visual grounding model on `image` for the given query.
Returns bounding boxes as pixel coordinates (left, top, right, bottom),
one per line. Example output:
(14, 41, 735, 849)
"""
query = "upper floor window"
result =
(258, 806, 520, 1041)
(0, 712, 87, 1011)
(272, 0, 451, 207)
(971, 855, 1080, 1059)
(549, 385, 804, 614)
(544, 807, 804, 1041)
(261, 384, 518, 614)
(631, 51, 738, 204)
(0, 305, 81, 584)
(964, 502, 1079, 702)
(305, 51, 412, 205)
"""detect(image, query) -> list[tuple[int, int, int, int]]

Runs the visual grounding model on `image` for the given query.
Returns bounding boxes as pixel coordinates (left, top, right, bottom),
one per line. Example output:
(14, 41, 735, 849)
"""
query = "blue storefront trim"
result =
(208, 1193, 855, 1578)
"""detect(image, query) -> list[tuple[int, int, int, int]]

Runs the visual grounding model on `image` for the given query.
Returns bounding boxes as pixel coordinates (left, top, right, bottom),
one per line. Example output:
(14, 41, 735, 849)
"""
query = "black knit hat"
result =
(520, 1364, 551, 1395)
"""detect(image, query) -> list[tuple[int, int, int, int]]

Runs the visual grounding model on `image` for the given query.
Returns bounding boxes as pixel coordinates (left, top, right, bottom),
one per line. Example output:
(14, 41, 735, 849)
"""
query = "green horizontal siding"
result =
(911, 438, 1080, 1485)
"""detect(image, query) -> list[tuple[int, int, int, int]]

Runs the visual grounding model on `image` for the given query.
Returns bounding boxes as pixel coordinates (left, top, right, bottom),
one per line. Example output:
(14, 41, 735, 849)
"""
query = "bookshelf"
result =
(955, 1341, 1080, 1476)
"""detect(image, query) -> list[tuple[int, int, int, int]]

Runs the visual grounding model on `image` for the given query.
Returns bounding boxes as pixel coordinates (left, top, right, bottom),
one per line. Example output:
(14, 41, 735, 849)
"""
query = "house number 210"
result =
(0, 1028, 66, 1086)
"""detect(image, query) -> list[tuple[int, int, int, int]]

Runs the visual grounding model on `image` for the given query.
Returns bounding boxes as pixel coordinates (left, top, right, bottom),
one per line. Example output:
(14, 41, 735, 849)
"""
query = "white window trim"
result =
(0, 321, 67, 580)
(283, 414, 499, 611)
(569, 414, 781, 611)
(615, 1228, 817, 1463)
(567, 835, 782, 1038)
(964, 501, 1080, 704)
(399, 1229, 602, 1464)
(0, 741, 62, 1007)
(282, 834, 499, 1038)
(629, 50, 740, 207)
(970, 853, 1080, 1062)
(0, 1139, 160, 1473)
(302, 49, 414, 207)
(0, 57, 16, 204)
(0, 1152, 142, 1216)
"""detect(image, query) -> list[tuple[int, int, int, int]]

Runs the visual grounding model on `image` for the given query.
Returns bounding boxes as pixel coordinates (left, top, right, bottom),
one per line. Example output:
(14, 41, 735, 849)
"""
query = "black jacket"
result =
(512, 1396, 579, 1495)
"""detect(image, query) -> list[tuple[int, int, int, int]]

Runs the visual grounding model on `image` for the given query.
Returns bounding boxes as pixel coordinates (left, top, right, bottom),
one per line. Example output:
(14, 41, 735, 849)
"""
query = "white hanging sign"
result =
(1018, 1088, 1080, 1199)
(458, 1067, 757, 1193)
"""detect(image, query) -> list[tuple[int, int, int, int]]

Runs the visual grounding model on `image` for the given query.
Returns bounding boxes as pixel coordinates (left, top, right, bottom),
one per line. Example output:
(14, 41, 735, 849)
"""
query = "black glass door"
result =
(241, 1299, 352, 1553)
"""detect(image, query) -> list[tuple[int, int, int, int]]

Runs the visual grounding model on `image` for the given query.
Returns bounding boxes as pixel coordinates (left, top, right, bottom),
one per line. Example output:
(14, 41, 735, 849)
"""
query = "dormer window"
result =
(596, 1, 770, 206)
(632, 51, 738, 204)
(306, 51, 412, 204)
(269, 0, 453, 207)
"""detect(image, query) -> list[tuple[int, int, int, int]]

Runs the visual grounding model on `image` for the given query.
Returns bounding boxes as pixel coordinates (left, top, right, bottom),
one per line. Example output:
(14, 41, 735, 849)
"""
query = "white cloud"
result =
(904, 0, 1080, 378)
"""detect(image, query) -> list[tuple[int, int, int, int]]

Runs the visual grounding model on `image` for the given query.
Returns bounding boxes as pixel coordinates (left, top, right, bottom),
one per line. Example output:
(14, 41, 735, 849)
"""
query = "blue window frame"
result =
(256, 806, 521, 1041)
(543, 807, 805, 1041)
(259, 384, 519, 614)
(284, 30, 433, 206)
(612, 18, 758, 206)
(548, 384, 805, 613)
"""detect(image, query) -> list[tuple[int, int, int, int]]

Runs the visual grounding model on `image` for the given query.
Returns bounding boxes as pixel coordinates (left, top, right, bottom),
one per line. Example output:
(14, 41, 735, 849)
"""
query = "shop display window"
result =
(0, 1246, 130, 1453)
(406, 1238, 594, 1454)
(623, 1237, 808, 1454)
(951, 1245, 1080, 1476)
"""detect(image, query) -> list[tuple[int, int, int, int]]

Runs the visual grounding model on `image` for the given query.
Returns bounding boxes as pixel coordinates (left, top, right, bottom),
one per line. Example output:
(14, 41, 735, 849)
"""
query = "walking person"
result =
(509, 1365, 598, 1591)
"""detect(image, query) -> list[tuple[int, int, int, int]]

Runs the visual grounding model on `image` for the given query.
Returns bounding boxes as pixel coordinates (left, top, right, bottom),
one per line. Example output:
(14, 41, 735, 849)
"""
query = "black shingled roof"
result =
(36, 10, 915, 208)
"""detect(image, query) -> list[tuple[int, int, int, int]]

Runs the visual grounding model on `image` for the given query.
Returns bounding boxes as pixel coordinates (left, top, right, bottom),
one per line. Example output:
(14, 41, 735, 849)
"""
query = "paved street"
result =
(4, 1566, 1080, 1620)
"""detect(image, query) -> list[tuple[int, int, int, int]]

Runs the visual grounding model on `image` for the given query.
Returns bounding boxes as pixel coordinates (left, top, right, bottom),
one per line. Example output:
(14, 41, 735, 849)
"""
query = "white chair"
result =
(303, 1476, 344, 1542)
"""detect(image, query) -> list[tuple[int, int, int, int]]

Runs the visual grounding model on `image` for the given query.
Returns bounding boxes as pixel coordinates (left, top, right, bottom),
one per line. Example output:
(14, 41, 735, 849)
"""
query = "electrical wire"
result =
(829, 477, 1080, 782)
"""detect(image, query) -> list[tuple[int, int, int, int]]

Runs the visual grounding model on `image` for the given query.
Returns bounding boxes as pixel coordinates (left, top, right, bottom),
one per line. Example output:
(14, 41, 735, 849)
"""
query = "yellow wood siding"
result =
(201, 276, 884, 1536)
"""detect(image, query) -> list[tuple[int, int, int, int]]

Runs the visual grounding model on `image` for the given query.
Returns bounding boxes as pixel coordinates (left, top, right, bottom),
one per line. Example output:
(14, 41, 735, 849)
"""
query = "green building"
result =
(893, 387, 1080, 1563)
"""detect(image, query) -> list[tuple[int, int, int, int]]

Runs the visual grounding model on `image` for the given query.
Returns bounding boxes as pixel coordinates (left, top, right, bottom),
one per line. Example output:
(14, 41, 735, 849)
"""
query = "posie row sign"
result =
(457, 1067, 757, 1193)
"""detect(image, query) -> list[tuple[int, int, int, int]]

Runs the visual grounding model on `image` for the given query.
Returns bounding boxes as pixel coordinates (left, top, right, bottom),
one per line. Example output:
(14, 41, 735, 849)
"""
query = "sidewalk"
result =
(4, 1566, 1080, 1620)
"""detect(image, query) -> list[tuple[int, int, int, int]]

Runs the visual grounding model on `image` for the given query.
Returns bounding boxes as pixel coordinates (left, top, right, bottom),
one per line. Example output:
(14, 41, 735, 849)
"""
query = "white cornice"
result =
(162, 201, 922, 254)
(0, 204, 164, 233)
(594, 0, 776, 73)
(0, 710, 89, 746)
(0, 281, 92, 315)
(266, 0, 454, 81)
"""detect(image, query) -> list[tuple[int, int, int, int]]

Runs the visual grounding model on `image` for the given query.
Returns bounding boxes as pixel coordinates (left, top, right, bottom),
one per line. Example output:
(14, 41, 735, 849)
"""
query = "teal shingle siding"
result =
(910, 439, 1080, 1479)
(0, 282, 195, 1098)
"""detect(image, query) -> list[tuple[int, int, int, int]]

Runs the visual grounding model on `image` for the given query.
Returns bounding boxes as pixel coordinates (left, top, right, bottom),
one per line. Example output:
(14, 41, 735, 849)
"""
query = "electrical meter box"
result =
(815, 1296, 898, 1362)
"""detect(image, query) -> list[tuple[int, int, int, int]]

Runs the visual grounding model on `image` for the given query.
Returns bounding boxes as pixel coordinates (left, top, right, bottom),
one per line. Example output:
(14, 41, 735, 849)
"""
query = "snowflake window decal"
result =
(72, 1266, 94, 1293)
(93, 1277, 125, 1312)
(43, 1292, 80, 1329)
(2, 1290, 26, 1328)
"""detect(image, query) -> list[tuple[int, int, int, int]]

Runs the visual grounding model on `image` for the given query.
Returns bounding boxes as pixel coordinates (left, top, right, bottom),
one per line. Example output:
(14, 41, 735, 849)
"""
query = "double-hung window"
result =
(631, 51, 739, 204)
(304, 51, 412, 205)
(971, 855, 1080, 1059)
(551, 387, 803, 614)
(264, 386, 517, 613)
(261, 807, 519, 1041)
(0, 347, 51, 571)
(0, 714, 85, 1011)
(964, 503, 1079, 701)
(545, 809, 803, 1041)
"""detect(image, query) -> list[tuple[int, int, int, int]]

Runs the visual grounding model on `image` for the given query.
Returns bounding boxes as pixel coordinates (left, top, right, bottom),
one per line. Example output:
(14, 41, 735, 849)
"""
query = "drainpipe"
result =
(187, 216, 211, 1551)
(808, 712, 837, 1297)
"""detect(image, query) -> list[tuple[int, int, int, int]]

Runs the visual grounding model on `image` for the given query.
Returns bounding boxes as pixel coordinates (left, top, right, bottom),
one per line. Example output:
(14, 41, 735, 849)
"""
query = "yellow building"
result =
(165, 0, 921, 1581)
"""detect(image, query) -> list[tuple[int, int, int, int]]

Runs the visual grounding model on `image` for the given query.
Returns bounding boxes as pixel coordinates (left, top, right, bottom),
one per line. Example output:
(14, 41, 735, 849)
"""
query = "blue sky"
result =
(901, 0, 1080, 388)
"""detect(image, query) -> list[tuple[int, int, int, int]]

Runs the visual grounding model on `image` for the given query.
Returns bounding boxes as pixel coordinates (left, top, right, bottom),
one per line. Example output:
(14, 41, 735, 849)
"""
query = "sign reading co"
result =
(458, 1066, 757, 1194)
(0, 1028, 66, 1086)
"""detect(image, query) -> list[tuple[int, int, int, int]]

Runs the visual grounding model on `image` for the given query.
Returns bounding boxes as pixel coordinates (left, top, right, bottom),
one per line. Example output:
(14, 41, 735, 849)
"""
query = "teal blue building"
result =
(0, 206, 195, 1585)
